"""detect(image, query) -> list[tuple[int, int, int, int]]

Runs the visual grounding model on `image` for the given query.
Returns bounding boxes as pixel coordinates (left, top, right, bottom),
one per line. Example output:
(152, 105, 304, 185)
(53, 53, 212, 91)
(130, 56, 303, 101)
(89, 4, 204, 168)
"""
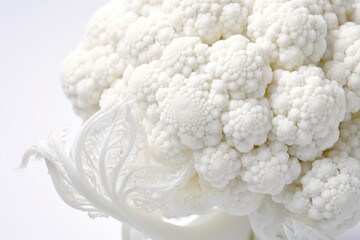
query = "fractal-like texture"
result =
(24, 0, 360, 239)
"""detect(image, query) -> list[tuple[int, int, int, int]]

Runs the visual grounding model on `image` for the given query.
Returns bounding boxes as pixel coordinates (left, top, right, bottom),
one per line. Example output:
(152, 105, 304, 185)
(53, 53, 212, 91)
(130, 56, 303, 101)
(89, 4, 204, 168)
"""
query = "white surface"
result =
(0, 1, 359, 240)
(0, 1, 120, 240)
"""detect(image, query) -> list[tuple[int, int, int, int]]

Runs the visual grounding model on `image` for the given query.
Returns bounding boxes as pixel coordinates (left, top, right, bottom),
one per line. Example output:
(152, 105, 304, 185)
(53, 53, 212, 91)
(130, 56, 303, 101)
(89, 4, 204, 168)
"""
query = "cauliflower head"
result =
(25, 0, 360, 240)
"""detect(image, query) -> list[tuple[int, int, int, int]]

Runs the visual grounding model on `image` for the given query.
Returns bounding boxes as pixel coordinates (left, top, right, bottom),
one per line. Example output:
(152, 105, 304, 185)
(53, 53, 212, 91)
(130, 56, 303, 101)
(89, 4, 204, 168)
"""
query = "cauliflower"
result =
(102, 35, 272, 162)
(248, 1, 328, 70)
(252, 0, 354, 30)
(274, 151, 360, 235)
(61, 2, 139, 119)
(240, 141, 301, 195)
(220, 177, 264, 216)
(25, 1, 360, 240)
(332, 115, 360, 159)
(222, 98, 272, 153)
(162, 0, 252, 44)
(323, 22, 360, 114)
(268, 65, 346, 161)
(194, 143, 240, 188)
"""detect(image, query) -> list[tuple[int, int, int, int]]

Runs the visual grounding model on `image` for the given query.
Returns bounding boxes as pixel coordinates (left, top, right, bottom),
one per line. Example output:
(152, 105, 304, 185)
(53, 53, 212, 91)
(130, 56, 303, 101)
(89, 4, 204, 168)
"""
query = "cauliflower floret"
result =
(274, 152, 360, 234)
(222, 98, 272, 153)
(194, 143, 241, 188)
(102, 35, 274, 161)
(332, 116, 360, 159)
(206, 35, 272, 99)
(323, 22, 360, 61)
(163, 0, 251, 44)
(268, 65, 346, 161)
(158, 75, 224, 150)
(240, 142, 301, 194)
(220, 177, 264, 216)
(105, 38, 216, 161)
(63, 0, 254, 120)
(61, 1, 144, 120)
(324, 23, 360, 114)
(129, 37, 209, 111)
(158, 37, 209, 78)
(288, 131, 340, 162)
(82, 1, 138, 48)
(327, 0, 355, 25)
(251, 0, 354, 30)
(103, 37, 210, 119)
(123, 63, 164, 114)
(99, 80, 127, 109)
(61, 45, 124, 119)
(121, 0, 163, 16)
(297, 0, 351, 30)
(248, 1, 327, 70)
(148, 122, 190, 163)
(121, 13, 178, 66)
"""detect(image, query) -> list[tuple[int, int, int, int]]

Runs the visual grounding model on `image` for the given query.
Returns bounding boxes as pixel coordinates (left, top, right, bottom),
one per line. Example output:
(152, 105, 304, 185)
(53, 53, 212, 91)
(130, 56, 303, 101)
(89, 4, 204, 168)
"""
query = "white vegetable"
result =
(332, 115, 360, 159)
(222, 98, 272, 153)
(274, 151, 360, 235)
(162, 0, 252, 44)
(194, 143, 240, 188)
(324, 23, 360, 114)
(248, 1, 327, 70)
(268, 65, 346, 161)
(25, 0, 360, 239)
(240, 141, 300, 194)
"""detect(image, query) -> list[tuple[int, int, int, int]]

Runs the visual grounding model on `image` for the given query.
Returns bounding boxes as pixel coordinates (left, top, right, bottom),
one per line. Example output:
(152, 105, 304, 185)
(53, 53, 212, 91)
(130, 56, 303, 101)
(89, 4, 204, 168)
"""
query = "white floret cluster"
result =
(268, 66, 345, 161)
(273, 152, 360, 235)
(58, 0, 360, 239)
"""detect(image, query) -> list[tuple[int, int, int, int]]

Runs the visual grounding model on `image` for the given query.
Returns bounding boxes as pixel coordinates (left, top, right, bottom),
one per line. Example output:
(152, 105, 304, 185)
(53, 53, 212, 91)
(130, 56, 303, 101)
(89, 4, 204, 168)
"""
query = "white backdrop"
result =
(0, 1, 359, 239)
